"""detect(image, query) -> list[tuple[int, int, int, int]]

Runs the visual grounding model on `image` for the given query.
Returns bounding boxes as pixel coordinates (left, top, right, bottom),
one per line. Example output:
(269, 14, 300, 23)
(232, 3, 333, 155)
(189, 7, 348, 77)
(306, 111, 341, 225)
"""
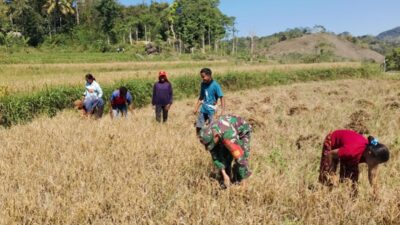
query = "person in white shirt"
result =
(83, 74, 104, 117)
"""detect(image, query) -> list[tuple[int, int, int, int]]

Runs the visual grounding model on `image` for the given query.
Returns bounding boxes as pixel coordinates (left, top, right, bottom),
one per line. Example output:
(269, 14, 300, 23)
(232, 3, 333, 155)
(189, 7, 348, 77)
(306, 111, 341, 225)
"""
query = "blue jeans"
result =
(112, 104, 128, 118)
(196, 112, 214, 128)
(84, 98, 104, 113)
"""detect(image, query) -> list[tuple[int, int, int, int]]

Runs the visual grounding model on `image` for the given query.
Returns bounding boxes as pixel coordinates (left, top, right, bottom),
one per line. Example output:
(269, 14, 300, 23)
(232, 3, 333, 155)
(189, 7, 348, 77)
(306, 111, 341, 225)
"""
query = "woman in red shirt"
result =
(319, 129, 389, 196)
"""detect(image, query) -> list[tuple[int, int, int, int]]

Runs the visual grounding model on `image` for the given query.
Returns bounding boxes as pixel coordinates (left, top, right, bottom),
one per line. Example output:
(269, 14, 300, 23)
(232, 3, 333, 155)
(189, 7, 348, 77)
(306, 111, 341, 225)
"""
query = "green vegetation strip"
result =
(0, 64, 380, 127)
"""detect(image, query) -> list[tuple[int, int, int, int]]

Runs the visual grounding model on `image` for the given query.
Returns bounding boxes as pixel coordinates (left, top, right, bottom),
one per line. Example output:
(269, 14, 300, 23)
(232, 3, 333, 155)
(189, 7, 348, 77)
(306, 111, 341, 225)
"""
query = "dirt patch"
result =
(349, 110, 370, 123)
(289, 91, 297, 101)
(288, 105, 308, 116)
(385, 101, 400, 110)
(296, 134, 319, 150)
(313, 106, 324, 112)
(345, 110, 370, 134)
(262, 96, 271, 104)
(327, 90, 339, 96)
(355, 99, 375, 108)
(260, 105, 271, 114)
(231, 99, 242, 105)
(246, 106, 257, 112)
(338, 83, 350, 88)
(247, 117, 266, 130)
(313, 87, 322, 93)
(385, 97, 396, 102)
(345, 121, 369, 135)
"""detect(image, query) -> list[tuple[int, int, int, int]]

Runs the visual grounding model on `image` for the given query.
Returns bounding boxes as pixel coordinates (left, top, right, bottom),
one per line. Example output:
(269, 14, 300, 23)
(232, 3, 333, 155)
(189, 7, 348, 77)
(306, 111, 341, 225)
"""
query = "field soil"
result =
(0, 78, 399, 224)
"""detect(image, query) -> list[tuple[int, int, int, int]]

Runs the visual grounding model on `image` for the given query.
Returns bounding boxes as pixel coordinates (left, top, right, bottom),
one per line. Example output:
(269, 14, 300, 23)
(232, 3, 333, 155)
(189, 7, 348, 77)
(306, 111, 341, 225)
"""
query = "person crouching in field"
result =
(109, 86, 133, 119)
(152, 71, 173, 123)
(73, 99, 103, 118)
(194, 68, 225, 135)
(319, 129, 389, 197)
(199, 114, 252, 188)
(82, 73, 104, 118)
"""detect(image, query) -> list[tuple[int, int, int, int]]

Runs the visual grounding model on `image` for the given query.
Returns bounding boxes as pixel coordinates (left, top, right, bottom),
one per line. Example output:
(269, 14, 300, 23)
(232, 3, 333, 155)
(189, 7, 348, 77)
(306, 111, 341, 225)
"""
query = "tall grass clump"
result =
(0, 65, 381, 127)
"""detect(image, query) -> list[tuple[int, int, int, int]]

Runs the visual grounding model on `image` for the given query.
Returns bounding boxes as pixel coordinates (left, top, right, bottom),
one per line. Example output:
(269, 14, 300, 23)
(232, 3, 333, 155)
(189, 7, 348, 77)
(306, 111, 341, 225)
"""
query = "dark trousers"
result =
(319, 133, 359, 186)
(155, 105, 169, 122)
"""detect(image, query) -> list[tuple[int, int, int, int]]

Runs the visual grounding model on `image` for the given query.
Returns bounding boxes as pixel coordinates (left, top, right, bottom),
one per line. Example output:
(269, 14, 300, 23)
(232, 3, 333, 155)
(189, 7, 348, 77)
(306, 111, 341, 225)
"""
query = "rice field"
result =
(0, 77, 399, 224)
(0, 61, 360, 93)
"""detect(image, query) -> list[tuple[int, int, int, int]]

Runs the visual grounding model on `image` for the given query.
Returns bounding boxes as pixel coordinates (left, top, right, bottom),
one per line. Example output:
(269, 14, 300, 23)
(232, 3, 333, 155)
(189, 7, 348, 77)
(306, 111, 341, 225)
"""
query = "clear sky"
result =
(119, 0, 400, 37)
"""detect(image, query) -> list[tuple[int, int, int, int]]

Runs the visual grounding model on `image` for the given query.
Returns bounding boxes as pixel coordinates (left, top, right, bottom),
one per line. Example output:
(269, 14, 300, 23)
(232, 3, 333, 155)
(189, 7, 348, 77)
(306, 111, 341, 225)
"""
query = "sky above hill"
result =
(120, 0, 400, 37)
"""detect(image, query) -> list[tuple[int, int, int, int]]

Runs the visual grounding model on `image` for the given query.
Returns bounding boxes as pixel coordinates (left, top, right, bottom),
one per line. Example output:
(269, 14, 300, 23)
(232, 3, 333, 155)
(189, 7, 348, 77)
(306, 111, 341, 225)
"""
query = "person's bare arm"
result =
(193, 99, 202, 115)
(220, 168, 231, 187)
(219, 97, 225, 116)
(328, 149, 339, 166)
(368, 164, 379, 198)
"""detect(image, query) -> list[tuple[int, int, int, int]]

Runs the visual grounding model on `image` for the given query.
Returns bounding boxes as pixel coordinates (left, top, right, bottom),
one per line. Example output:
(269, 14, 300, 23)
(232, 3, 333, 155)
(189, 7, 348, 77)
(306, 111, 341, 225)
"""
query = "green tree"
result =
(43, 0, 75, 33)
(5, 0, 45, 46)
(386, 48, 400, 71)
(0, 1, 11, 32)
(172, 0, 233, 53)
(96, 0, 121, 44)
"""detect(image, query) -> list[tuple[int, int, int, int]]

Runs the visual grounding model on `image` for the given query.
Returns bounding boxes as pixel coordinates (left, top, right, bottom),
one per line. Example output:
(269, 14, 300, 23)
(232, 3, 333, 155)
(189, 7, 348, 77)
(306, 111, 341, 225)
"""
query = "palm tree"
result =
(43, 0, 75, 32)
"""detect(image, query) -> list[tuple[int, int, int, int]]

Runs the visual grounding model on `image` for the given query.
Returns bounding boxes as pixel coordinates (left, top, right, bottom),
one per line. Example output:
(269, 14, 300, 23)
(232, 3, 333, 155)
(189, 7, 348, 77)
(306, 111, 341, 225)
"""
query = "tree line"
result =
(0, 0, 235, 53)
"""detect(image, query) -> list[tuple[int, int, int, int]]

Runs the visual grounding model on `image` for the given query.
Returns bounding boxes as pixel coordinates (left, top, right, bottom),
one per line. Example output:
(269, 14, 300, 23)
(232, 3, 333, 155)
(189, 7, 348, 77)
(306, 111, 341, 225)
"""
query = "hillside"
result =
(265, 33, 385, 62)
(377, 26, 400, 42)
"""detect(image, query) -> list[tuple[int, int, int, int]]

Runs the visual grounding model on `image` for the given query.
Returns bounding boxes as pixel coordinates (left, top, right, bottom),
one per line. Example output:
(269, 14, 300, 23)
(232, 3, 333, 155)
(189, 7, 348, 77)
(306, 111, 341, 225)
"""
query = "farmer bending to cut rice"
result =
(319, 129, 389, 197)
(109, 86, 133, 119)
(199, 114, 252, 188)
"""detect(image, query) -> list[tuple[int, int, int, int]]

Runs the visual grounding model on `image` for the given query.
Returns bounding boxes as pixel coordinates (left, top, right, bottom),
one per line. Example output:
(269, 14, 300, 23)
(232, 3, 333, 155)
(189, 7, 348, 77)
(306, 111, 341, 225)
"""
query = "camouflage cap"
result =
(199, 126, 216, 151)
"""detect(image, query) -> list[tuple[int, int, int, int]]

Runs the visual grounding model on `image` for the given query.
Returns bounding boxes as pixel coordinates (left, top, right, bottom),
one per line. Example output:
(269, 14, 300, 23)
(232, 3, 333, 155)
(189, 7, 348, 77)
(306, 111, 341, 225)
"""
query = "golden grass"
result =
(0, 78, 399, 224)
(0, 61, 360, 93)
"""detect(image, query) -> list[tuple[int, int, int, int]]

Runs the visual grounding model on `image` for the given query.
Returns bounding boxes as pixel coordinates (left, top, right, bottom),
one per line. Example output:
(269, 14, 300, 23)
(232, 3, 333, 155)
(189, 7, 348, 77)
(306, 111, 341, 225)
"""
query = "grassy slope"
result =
(0, 78, 399, 224)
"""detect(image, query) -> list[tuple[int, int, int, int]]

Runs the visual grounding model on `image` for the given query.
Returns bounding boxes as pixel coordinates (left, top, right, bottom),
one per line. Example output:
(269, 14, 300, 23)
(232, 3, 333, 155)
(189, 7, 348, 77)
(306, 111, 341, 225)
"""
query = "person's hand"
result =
(221, 169, 231, 188)
(165, 104, 171, 111)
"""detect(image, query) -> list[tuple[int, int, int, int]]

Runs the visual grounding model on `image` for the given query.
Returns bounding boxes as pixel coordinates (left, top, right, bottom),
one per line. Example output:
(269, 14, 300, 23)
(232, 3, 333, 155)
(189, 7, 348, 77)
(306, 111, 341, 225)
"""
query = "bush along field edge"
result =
(0, 64, 381, 127)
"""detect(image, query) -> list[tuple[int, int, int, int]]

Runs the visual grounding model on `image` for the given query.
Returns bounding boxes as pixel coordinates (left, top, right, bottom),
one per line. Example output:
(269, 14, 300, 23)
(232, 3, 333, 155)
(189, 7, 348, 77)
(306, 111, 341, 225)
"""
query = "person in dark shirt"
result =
(152, 71, 173, 122)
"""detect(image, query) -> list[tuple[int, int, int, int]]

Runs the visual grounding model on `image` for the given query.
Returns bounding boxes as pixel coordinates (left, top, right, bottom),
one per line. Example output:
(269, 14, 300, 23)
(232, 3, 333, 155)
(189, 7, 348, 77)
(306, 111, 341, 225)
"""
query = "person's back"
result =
(330, 130, 368, 165)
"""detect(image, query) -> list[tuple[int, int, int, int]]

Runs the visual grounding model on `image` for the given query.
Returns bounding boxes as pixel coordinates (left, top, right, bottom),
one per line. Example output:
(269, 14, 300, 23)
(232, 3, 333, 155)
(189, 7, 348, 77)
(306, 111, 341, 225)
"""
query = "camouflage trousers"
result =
(210, 133, 252, 182)
(319, 133, 359, 185)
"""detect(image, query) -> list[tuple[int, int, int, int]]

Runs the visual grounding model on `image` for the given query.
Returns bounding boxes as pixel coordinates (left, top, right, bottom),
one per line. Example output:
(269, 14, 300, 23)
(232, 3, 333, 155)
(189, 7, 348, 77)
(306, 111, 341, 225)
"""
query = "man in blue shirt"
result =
(193, 68, 225, 135)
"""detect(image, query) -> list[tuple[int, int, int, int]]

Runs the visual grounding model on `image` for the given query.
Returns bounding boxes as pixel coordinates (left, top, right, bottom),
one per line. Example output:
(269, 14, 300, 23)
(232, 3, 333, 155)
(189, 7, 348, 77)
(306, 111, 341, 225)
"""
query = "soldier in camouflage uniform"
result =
(199, 114, 252, 187)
